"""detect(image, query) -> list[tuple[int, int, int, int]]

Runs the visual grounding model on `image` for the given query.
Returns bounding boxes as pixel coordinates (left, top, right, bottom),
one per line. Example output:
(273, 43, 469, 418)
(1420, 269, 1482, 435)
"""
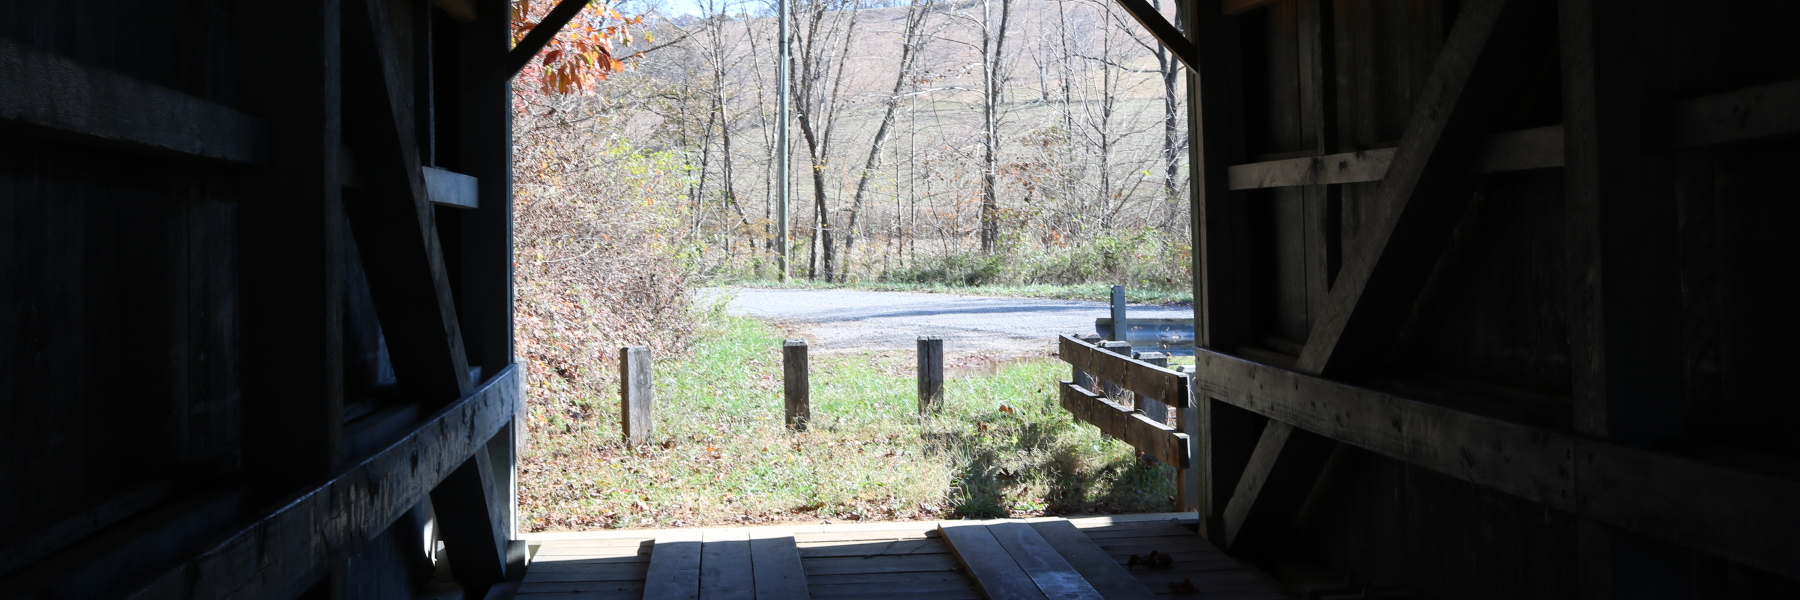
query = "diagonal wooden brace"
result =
(342, 0, 473, 403)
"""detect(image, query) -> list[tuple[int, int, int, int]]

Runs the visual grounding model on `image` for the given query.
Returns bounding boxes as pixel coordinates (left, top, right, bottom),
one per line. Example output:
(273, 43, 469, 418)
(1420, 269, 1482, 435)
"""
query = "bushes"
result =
(883, 227, 1191, 292)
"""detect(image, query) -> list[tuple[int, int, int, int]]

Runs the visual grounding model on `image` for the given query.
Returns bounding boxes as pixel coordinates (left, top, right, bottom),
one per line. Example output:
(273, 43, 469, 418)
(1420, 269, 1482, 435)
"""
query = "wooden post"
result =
(1098, 341, 1132, 403)
(1109, 285, 1129, 344)
(1073, 333, 1103, 390)
(1177, 366, 1201, 513)
(620, 346, 653, 444)
(917, 336, 944, 414)
(1134, 352, 1171, 424)
(783, 339, 810, 430)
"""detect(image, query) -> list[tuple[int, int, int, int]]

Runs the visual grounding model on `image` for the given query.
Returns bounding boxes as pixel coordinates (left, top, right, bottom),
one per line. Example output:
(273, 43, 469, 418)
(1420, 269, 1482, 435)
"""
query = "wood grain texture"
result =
(1646, 78, 1800, 150)
(917, 337, 943, 414)
(1295, 0, 1553, 378)
(423, 166, 479, 209)
(1059, 382, 1191, 467)
(1058, 334, 1191, 409)
(0, 38, 266, 165)
(783, 340, 810, 429)
(985, 523, 1103, 600)
(700, 529, 754, 600)
(1027, 521, 1158, 600)
(122, 365, 521, 600)
(936, 524, 1046, 600)
(644, 530, 704, 600)
(621, 346, 654, 444)
(749, 529, 810, 600)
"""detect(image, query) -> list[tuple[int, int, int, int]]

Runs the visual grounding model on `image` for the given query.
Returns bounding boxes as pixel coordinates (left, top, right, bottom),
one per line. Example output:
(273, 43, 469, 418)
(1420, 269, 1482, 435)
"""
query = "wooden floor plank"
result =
(808, 590, 982, 600)
(1029, 520, 1159, 600)
(800, 553, 959, 575)
(529, 556, 651, 572)
(644, 530, 704, 600)
(987, 522, 1105, 600)
(701, 529, 755, 600)
(937, 523, 1049, 600)
(804, 571, 974, 585)
(749, 528, 811, 600)
(518, 581, 646, 594)
(521, 563, 648, 583)
(512, 590, 645, 600)
(799, 538, 942, 557)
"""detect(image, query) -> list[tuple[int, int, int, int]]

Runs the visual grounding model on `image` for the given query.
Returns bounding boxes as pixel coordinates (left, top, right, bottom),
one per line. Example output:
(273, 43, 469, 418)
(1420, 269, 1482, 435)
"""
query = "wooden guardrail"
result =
(1055, 334, 1193, 472)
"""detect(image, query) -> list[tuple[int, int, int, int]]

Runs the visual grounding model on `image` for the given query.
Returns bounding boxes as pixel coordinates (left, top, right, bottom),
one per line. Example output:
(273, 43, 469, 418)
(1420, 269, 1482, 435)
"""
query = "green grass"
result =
(720, 279, 1193, 306)
(520, 308, 1178, 531)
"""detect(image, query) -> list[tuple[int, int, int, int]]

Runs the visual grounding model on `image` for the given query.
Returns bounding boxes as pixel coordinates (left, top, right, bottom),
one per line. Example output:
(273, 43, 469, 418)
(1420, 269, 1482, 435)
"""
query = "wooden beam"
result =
(431, 0, 478, 22)
(1225, 126, 1567, 190)
(1111, 0, 1198, 71)
(643, 530, 703, 600)
(1220, 421, 1336, 552)
(1646, 78, 1800, 150)
(1294, 0, 1552, 378)
(506, 0, 596, 77)
(1026, 521, 1159, 600)
(1059, 382, 1190, 467)
(429, 446, 512, 590)
(1221, 0, 1276, 15)
(454, 0, 519, 389)
(747, 529, 809, 600)
(122, 366, 522, 600)
(984, 523, 1104, 600)
(234, 0, 347, 494)
(1058, 334, 1190, 409)
(937, 524, 1050, 600)
(1190, 350, 1800, 580)
(0, 38, 265, 165)
(343, 0, 473, 402)
(423, 166, 480, 209)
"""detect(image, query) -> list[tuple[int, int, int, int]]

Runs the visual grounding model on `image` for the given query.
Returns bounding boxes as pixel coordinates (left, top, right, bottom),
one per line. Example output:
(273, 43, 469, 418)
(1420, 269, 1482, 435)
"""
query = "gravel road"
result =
(706, 287, 1192, 357)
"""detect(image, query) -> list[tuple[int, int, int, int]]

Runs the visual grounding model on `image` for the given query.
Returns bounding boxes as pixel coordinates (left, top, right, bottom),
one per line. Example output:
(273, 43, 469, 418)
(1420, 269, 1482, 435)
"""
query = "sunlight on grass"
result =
(520, 308, 1177, 531)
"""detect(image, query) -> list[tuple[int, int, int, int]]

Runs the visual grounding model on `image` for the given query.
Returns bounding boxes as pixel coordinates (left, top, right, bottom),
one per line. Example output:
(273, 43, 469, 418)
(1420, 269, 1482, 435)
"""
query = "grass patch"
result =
(720, 279, 1192, 306)
(520, 308, 1177, 531)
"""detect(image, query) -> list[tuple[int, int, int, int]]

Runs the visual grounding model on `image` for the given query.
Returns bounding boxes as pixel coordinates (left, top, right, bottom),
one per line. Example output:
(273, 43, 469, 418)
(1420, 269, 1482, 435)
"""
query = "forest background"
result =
(510, 0, 1196, 529)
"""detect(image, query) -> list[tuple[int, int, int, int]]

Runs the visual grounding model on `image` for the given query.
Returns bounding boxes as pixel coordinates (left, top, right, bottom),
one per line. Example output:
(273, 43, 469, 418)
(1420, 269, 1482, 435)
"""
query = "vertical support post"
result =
(1186, 0, 1253, 540)
(1109, 285, 1129, 344)
(1134, 352, 1171, 423)
(917, 336, 944, 414)
(1073, 333, 1102, 390)
(235, 0, 345, 493)
(783, 339, 810, 430)
(1177, 367, 1201, 513)
(1098, 341, 1132, 403)
(1561, 0, 1690, 596)
(620, 346, 654, 444)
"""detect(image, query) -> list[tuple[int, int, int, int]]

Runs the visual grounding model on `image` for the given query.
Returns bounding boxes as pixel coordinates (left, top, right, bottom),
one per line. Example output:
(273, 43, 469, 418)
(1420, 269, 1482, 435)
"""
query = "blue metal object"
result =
(1095, 317, 1196, 356)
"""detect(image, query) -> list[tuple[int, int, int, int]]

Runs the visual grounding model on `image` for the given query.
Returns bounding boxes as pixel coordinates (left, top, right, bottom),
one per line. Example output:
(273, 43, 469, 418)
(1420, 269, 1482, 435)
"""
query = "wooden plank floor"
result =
(515, 513, 1287, 600)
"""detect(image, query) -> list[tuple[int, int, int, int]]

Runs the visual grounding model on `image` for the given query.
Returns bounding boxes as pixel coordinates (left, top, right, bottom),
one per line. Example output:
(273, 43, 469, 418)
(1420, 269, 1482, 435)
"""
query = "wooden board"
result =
(643, 530, 703, 600)
(985, 523, 1104, 600)
(1058, 335, 1190, 409)
(700, 529, 754, 600)
(936, 524, 1048, 600)
(1028, 521, 1158, 600)
(748, 528, 810, 600)
(1059, 381, 1190, 467)
(1646, 78, 1800, 150)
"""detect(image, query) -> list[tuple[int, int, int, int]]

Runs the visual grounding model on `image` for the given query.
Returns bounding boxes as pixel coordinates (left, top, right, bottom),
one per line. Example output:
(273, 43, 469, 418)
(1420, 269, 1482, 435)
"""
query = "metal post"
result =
(777, 0, 792, 281)
(1110, 285, 1128, 344)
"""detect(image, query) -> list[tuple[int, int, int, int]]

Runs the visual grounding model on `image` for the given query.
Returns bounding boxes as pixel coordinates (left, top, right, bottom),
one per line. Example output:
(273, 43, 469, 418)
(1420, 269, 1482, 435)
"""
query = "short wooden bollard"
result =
(917, 336, 944, 414)
(1134, 351, 1170, 424)
(783, 339, 810, 430)
(620, 346, 654, 444)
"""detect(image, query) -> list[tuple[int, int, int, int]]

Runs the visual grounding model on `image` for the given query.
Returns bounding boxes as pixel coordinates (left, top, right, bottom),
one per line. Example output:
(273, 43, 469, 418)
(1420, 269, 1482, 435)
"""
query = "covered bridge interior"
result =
(2, 0, 1798, 598)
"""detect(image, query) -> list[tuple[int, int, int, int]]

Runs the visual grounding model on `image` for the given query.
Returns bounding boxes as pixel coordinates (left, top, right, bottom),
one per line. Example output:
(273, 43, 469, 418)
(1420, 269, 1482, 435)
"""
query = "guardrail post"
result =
(917, 336, 944, 414)
(1110, 285, 1128, 344)
(1098, 340, 1132, 402)
(1134, 351, 1171, 424)
(783, 339, 810, 430)
(1073, 333, 1103, 389)
(620, 346, 653, 444)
